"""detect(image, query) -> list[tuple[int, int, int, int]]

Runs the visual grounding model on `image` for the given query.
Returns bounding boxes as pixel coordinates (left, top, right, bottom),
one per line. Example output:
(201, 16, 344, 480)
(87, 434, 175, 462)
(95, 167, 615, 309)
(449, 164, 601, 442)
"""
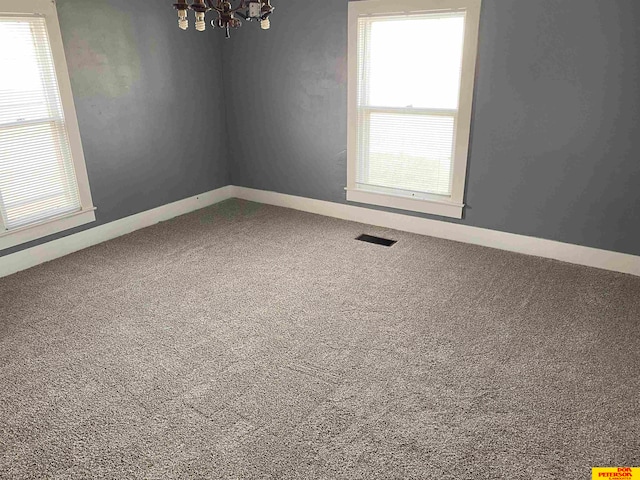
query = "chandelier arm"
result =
(228, 1, 249, 14)
(206, 0, 248, 14)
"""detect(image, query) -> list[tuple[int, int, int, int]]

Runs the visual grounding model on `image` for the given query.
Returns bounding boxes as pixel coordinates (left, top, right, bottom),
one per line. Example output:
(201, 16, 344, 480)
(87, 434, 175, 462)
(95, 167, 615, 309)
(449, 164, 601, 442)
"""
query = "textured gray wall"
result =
(3, 0, 639, 259)
(224, 0, 640, 256)
(1, 0, 229, 256)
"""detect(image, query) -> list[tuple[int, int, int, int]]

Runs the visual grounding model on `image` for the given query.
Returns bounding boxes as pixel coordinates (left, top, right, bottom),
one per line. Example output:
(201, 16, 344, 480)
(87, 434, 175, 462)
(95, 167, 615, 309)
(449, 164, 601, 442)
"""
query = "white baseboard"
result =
(0, 186, 234, 279)
(3, 184, 639, 279)
(230, 186, 640, 277)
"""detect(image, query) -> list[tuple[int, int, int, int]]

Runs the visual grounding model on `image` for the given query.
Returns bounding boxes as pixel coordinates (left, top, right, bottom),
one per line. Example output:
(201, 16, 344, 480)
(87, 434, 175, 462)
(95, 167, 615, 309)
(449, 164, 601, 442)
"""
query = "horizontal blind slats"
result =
(0, 17, 81, 231)
(358, 112, 455, 196)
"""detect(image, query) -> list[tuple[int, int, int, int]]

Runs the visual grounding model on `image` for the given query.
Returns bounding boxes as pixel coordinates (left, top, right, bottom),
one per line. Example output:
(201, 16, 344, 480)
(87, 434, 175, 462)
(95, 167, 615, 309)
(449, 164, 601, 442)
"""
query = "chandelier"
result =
(173, 1, 275, 38)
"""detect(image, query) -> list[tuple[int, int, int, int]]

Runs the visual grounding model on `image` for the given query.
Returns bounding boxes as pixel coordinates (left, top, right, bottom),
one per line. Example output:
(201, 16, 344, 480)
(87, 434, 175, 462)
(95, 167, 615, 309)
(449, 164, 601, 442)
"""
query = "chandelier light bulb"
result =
(260, 17, 270, 30)
(195, 11, 206, 31)
(177, 10, 188, 30)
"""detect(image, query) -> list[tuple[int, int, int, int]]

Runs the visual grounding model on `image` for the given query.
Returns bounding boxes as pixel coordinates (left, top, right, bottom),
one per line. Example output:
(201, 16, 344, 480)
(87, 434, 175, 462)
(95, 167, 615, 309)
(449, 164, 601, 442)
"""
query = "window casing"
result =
(0, 0, 95, 250)
(347, 0, 481, 218)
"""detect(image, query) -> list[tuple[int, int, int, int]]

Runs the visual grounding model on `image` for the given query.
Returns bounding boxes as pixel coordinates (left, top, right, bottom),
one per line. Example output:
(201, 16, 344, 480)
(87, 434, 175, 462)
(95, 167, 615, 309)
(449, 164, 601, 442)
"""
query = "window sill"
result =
(346, 188, 463, 219)
(0, 208, 96, 251)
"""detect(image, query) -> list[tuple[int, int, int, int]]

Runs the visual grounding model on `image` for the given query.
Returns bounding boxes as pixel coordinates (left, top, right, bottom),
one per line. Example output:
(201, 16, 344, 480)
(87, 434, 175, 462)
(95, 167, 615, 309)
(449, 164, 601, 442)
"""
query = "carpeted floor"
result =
(1, 199, 639, 479)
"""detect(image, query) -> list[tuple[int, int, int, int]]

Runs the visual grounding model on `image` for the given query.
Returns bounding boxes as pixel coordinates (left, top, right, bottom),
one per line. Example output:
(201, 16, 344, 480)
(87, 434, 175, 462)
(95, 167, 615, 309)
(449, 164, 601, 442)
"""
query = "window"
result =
(0, 0, 94, 250)
(347, 0, 481, 218)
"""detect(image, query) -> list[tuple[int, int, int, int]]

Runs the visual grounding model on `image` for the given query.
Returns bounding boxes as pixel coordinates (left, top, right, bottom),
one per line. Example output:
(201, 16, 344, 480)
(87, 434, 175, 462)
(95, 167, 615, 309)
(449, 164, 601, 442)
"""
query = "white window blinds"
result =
(356, 12, 466, 198)
(0, 16, 82, 231)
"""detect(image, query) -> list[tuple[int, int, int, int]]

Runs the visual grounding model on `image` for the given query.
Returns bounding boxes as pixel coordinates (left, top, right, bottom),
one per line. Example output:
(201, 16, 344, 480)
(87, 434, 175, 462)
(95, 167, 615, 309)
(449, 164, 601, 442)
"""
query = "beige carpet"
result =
(1, 199, 639, 479)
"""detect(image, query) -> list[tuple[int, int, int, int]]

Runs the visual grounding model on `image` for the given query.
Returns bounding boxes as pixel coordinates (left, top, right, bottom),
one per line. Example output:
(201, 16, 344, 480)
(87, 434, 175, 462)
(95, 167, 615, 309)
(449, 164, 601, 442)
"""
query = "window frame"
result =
(0, 0, 95, 250)
(347, 0, 482, 219)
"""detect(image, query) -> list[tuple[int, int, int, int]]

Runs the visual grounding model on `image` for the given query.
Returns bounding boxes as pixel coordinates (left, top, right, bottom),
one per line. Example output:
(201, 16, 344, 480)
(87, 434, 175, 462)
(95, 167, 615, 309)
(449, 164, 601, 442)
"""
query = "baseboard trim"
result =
(3, 184, 639, 278)
(0, 186, 234, 279)
(230, 186, 640, 277)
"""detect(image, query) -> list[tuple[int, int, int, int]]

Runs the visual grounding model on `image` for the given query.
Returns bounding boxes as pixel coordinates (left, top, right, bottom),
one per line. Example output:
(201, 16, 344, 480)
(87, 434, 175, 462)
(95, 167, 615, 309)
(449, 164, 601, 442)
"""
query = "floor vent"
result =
(356, 234, 397, 247)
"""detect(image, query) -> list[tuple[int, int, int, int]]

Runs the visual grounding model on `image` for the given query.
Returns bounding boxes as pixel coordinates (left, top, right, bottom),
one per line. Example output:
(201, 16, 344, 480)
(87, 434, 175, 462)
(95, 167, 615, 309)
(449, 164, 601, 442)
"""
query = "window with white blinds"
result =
(0, 0, 94, 250)
(347, 0, 482, 219)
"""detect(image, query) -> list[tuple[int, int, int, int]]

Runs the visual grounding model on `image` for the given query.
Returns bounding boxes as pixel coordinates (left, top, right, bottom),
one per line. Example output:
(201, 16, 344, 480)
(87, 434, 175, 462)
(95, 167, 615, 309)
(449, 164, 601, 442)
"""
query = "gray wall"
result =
(224, 0, 640, 256)
(3, 0, 639, 259)
(1, 0, 229, 256)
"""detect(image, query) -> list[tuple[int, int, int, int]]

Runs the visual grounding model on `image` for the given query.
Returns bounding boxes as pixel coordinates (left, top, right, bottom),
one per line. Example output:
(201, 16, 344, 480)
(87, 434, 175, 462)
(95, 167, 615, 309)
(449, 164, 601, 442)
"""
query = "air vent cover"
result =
(356, 234, 397, 247)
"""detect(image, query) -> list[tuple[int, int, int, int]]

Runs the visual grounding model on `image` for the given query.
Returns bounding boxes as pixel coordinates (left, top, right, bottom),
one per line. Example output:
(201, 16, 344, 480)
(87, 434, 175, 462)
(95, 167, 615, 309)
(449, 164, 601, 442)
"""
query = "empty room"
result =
(1, 0, 639, 478)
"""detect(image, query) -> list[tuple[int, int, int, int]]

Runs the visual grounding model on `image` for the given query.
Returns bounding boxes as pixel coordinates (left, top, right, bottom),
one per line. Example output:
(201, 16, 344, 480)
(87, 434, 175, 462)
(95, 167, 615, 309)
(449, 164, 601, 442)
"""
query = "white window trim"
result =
(0, 0, 95, 250)
(346, 0, 482, 219)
